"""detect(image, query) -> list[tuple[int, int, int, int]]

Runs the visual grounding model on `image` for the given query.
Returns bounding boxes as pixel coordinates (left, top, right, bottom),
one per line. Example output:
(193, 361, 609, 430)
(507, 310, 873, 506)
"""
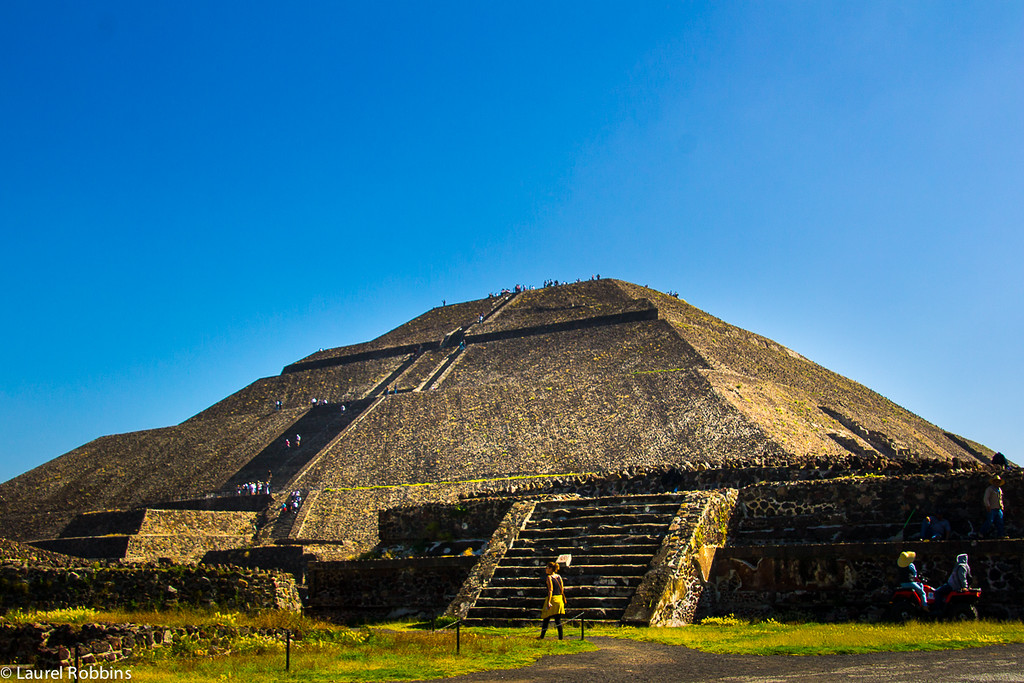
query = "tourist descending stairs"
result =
(462, 494, 686, 626)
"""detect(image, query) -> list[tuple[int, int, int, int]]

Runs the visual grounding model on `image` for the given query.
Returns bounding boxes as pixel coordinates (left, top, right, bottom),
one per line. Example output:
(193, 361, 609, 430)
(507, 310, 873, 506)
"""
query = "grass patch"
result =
(2, 611, 593, 682)
(9, 609, 1024, 680)
(597, 618, 1024, 656)
(128, 626, 594, 682)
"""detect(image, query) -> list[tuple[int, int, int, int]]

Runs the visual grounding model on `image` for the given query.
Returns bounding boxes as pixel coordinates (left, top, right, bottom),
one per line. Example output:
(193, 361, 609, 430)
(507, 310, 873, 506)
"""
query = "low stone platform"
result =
(32, 508, 256, 563)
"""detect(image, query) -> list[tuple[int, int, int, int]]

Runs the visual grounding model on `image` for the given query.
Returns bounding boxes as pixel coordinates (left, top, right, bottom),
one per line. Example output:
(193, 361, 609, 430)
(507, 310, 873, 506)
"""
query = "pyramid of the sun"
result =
(0, 280, 989, 549)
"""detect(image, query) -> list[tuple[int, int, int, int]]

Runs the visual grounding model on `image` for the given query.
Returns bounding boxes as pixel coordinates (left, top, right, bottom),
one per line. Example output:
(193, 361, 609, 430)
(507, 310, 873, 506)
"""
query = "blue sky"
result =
(2, 2, 1021, 483)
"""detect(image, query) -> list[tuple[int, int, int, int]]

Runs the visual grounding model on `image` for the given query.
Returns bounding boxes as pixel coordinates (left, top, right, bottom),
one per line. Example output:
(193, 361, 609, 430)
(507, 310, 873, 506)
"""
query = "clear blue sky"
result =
(2, 2, 1021, 484)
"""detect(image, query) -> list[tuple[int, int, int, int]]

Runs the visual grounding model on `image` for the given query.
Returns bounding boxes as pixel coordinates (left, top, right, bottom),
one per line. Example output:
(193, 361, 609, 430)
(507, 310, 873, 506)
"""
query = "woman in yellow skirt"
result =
(538, 561, 566, 639)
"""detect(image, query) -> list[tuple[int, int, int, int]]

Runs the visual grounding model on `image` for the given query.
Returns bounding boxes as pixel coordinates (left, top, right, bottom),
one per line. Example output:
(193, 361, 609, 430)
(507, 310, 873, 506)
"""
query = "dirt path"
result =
(413, 637, 1024, 682)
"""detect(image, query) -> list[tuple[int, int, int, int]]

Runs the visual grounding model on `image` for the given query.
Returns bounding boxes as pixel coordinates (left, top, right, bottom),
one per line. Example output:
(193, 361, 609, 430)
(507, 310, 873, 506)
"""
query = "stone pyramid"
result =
(0, 279, 990, 554)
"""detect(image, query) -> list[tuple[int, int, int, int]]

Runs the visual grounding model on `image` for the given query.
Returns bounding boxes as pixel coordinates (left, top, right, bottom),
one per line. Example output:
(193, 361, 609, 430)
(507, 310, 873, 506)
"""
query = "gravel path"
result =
(413, 637, 1024, 683)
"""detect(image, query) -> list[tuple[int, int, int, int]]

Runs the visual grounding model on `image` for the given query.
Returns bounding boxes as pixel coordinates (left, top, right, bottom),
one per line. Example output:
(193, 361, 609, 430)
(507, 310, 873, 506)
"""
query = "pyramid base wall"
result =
(0, 565, 301, 614)
(305, 556, 476, 623)
(705, 539, 1024, 622)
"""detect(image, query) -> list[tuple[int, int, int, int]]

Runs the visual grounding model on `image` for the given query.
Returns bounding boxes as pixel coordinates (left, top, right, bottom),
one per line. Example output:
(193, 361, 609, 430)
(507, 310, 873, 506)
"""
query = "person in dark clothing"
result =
(934, 553, 972, 608)
(920, 511, 952, 540)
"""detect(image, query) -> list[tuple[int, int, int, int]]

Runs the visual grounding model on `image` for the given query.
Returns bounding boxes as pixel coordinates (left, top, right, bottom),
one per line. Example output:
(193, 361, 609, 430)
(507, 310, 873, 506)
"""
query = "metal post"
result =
(285, 629, 291, 670)
(581, 618, 585, 641)
(456, 621, 461, 655)
(74, 644, 80, 680)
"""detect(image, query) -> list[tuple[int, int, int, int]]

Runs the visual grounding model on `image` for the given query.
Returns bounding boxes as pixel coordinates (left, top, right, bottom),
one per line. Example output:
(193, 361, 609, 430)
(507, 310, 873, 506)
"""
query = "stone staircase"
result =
(419, 292, 520, 392)
(223, 402, 372, 491)
(462, 494, 685, 625)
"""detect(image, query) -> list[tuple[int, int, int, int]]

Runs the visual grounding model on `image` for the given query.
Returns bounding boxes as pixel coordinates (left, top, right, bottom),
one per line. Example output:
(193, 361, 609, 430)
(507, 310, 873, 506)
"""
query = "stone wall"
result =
(124, 534, 252, 564)
(622, 489, 738, 626)
(0, 622, 296, 667)
(33, 509, 257, 564)
(1, 622, 180, 667)
(378, 498, 517, 545)
(706, 539, 1024, 622)
(60, 510, 147, 538)
(31, 536, 132, 561)
(202, 545, 311, 582)
(734, 471, 1023, 544)
(306, 557, 476, 623)
(153, 494, 272, 512)
(294, 463, 971, 554)
(0, 564, 300, 614)
(444, 499, 539, 620)
(139, 509, 257, 537)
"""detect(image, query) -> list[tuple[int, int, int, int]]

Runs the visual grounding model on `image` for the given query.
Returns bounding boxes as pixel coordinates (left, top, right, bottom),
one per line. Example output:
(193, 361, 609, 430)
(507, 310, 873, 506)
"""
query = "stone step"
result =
(529, 512, 675, 527)
(478, 585, 636, 600)
(490, 566, 649, 582)
(528, 509, 679, 528)
(519, 523, 670, 539)
(511, 538, 662, 553)
(532, 500, 681, 514)
(457, 495, 683, 627)
(495, 561, 652, 574)
(500, 552, 654, 565)
(491, 572, 648, 586)
(499, 565, 651, 577)
(533, 494, 686, 509)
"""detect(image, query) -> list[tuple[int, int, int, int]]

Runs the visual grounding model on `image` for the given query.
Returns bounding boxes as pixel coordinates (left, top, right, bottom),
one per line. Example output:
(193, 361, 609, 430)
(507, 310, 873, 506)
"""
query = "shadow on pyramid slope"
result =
(617, 281, 989, 465)
(0, 410, 297, 541)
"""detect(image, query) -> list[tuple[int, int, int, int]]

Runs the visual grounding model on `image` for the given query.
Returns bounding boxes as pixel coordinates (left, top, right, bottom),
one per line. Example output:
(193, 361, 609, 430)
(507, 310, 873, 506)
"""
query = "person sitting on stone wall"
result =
(920, 511, 952, 541)
(897, 551, 928, 611)
(992, 451, 1008, 468)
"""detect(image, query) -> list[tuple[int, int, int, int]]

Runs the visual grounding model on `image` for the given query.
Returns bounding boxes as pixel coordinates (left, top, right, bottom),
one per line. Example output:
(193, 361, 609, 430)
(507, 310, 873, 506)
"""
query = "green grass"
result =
(596, 617, 1024, 656)
(127, 626, 595, 683)
(6, 609, 1024, 681)
(2, 609, 594, 682)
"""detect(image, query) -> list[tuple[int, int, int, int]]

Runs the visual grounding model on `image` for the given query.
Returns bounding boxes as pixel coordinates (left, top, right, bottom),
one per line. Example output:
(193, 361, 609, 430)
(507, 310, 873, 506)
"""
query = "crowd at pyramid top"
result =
(477, 275, 605, 301)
